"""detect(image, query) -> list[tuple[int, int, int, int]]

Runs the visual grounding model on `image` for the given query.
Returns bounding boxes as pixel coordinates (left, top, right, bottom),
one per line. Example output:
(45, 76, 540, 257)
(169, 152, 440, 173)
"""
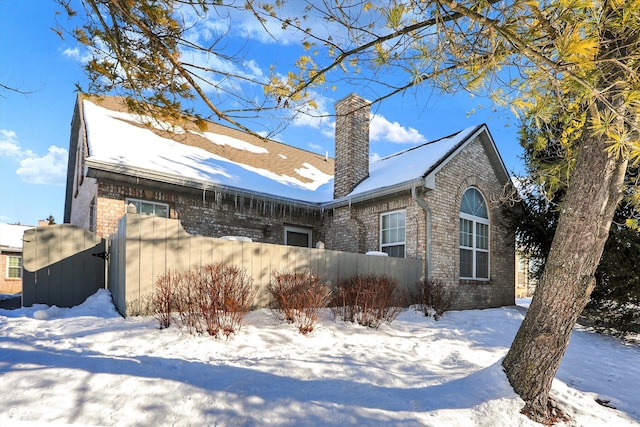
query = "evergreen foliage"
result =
(509, 120, 640, 334)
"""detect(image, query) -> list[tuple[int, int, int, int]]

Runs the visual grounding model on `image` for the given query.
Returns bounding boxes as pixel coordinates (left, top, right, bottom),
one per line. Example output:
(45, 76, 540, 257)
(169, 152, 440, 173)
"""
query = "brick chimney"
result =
(333, 93, 370, 199)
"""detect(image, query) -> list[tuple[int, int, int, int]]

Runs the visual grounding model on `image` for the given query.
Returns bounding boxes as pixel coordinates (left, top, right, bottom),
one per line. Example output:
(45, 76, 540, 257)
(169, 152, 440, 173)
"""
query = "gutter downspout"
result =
(412, 185, 432, 280)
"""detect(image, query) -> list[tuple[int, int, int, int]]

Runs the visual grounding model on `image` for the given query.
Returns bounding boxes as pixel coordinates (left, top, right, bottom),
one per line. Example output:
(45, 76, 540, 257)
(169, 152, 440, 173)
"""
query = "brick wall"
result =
(322, 135, 514, 310)
(334, 93, 370, 199)
(93, 180, 325, 245)
(423, 136, 514, 309)
(323, 195, 426, 260)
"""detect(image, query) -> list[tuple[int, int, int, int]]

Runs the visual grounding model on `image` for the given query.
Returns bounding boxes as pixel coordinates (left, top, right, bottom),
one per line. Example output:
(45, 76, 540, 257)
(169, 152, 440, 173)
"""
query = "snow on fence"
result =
(109, 214, 423, 316)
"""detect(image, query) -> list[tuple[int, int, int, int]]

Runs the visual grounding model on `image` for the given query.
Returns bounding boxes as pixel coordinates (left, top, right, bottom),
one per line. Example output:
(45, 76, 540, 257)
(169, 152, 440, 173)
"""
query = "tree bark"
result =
(502, 126, 628, 421)
(502, 2, 637, 420)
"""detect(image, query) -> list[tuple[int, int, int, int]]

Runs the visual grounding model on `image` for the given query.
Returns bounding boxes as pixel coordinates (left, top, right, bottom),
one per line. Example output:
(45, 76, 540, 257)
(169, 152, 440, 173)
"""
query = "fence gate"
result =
(22, 225, 107, 308)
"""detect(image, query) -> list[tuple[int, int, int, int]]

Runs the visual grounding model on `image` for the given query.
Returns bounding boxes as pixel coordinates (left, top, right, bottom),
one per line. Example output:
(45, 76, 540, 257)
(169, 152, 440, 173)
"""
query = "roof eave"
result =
(422, 124, 511, 187)
(85, 158, 323, 210)
(0, 246, 23, 253)
(322, 178, 427, 209)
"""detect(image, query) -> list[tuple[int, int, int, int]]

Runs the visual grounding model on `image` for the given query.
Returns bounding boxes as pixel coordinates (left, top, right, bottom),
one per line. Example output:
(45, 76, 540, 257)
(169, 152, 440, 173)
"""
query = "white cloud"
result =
(289, 103, 428, 147)
(0, 129, 21, 157)
(17, 146, 68, 185)
(370, 114, 427, 144)
(308, 142, 323, 152)
(0, 130, 68, 185)
(63, 47, 80, 59)
(287, 92, 336, 142)
(370, 152, 382, 163)
(62, 47, 92, 64)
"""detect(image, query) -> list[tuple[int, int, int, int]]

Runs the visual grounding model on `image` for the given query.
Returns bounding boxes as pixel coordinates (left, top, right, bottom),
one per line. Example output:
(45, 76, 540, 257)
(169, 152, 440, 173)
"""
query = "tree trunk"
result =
(502, 126, 628, 421)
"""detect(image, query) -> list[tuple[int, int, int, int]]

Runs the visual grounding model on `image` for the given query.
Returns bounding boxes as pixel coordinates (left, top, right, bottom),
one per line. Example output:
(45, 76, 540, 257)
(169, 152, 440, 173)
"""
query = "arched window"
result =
(459, 188, 489, 280)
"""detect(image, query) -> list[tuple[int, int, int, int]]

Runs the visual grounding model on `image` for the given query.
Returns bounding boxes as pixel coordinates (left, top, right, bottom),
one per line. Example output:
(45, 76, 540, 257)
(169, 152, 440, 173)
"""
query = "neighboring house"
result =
(515, 250, 530, 298)
(64, 93, 514, 310)
(515, 249, 539, 298)
(0, 223, 34, 294)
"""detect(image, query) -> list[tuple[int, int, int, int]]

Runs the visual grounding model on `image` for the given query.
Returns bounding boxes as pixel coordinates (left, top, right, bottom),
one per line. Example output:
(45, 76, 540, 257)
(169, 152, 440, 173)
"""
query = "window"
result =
(126, 198, 169, 218)
(7, 256, 22, 279)
(380, 210, 406, 258)
(284, 226, 312, 248)
(459, 188, 489, 279)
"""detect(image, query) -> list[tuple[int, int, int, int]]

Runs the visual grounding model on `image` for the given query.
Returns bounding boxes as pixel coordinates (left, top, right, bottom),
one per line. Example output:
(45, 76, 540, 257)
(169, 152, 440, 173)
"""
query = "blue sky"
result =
(0, 1, 524, 227)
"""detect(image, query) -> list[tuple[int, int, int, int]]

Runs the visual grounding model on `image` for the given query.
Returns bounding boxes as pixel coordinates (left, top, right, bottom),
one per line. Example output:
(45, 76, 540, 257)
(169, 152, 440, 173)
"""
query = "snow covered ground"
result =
(0, 290, 638, 426)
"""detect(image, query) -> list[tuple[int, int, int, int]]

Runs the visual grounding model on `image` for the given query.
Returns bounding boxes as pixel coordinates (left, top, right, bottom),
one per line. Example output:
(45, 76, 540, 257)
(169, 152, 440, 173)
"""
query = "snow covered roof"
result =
(81, 97, 334, 203)
(79, 97, 506, 206)
(347, 125, 483, 199)
(0, 223, 33, 252)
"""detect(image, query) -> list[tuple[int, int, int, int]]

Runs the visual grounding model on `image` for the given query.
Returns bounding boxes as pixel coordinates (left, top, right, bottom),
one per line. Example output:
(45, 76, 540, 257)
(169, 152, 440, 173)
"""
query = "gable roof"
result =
(332, 124, 510, 206)
(75, 96, 509, 207)
(80, 96, 334, 203)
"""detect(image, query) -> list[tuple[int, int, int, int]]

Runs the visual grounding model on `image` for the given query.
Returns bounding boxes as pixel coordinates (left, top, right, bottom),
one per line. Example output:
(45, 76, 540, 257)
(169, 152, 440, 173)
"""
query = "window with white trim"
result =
(459, 188, 489, 279)
(7, 256, 22, 279)
(126, 198, 169, 218)
(380, 209, 406, 258)
(284, 226, 312, 248)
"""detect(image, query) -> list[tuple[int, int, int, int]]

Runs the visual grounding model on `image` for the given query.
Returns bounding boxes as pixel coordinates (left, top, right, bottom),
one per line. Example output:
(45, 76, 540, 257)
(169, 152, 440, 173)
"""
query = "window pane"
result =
(127, 199, 169, 218)
(460, 188, 488, 218)
(8, 256, 21, 278)
(382, 245, 405, 258)
(140, 202, 155, 215)
(155, 205, 168, 218)
(476, 251, 489, 279)
(476, 223, 489, 250)
(461, 192, 474, 216)
(287, 231, 310, 247)
(460, 249, 473, 277)
(460, 219, 472, 248)
(459, 189, 490, 279)
(381, 211, 406, 245)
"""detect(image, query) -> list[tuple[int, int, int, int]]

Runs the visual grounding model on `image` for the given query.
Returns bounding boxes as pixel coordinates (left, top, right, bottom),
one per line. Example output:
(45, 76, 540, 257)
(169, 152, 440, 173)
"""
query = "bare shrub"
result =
(194, 263, 255, 339)
(151, 263, 255, 338)
(410, 279, 455, 320)
(175, 269, 202, 334)
(268, 270, 332, 334)
(332, 274, 403, 328)
(151, 269, 180, 328)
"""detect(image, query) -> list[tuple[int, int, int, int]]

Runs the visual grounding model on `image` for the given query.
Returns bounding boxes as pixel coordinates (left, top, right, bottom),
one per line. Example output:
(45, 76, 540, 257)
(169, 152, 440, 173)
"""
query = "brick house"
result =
(64, 93, 514, 309)
(0, 223, 34, 294)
